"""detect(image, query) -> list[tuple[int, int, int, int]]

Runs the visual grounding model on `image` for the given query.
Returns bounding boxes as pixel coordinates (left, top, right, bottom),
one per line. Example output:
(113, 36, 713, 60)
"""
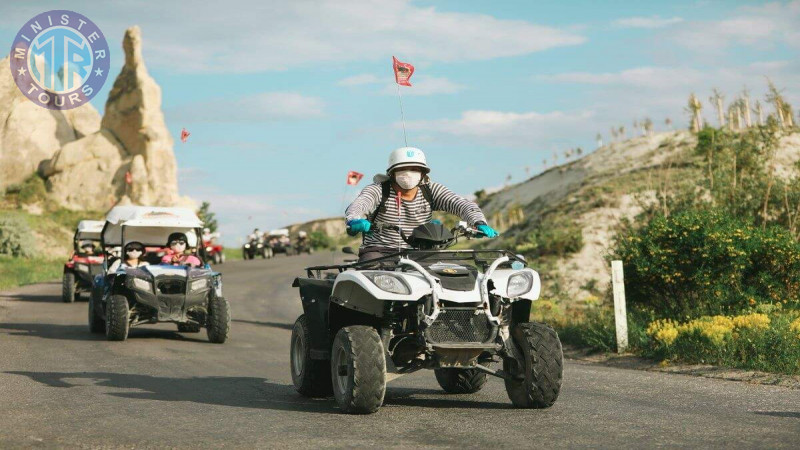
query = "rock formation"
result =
(0, 57, 100, 191)
(39, 26, 183, 210)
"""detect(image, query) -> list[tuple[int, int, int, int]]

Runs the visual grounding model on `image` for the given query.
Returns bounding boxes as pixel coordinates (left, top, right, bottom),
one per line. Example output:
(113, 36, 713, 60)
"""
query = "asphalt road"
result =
(1, 253, 799, 449)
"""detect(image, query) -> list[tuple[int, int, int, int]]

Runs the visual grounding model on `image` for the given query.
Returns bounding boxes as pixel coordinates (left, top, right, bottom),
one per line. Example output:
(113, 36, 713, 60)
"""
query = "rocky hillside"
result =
(0, 26, 187, 211)
(478, 130, 800, 303)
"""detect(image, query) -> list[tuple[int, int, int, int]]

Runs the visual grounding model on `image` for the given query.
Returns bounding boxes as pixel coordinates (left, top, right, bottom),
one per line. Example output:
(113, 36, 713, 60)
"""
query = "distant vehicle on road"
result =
(62, 220, 105, 303)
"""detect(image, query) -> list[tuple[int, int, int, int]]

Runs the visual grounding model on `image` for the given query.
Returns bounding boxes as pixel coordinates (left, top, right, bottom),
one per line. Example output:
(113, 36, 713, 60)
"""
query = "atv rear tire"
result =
(331, 326, 385, 414)
(105, 295, 129, 341)
(62, 272, 76, 303)
(206, 296, 230, 343)
(290, 315, 333, 397)
(88, 290, 105, 333)
(213, 253, 222, 265)
(178, 323, 202, 333)
(434, 368, 488, 394)
(503, 322, 563, 408)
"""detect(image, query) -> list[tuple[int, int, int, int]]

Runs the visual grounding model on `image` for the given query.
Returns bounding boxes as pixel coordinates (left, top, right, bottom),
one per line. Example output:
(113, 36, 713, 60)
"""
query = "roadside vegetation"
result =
(529, 85, 800, 375)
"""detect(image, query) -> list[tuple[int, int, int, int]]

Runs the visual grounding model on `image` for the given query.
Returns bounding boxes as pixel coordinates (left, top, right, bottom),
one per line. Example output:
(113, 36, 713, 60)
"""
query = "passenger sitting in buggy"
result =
(108, 241, 150, 273)
(161, 232, 203, 267)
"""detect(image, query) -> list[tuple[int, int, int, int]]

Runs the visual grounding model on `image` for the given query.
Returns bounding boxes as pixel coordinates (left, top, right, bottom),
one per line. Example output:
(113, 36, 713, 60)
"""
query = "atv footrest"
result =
(430, 343, 500, 350)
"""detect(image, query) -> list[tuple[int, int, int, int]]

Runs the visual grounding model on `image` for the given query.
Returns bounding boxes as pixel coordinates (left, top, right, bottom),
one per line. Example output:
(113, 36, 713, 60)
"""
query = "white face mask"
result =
(394, 170, 422, 190)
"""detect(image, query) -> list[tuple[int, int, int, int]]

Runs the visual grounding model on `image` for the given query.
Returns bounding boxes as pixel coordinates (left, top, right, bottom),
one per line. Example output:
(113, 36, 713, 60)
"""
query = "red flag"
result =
(393, 56, 414, 87)
(125, 171, 132, 184)
(346, 171, 364, 186)
(180, 128, 190, 143)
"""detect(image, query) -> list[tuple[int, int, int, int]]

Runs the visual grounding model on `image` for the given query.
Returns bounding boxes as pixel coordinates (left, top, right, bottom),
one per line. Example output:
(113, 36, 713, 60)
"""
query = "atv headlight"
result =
(365, 273, 410, 295)
(507, 272, 533, 298)
(131, 277, 153, 293)
(75, 264, 89, 273)
(244, 244, 251, 248)
(206, 246, 213, 252)
(190, 278, 209, 292)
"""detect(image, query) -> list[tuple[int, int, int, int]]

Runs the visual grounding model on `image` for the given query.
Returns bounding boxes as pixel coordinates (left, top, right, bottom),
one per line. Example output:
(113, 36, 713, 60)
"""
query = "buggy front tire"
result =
(290, 315, 332, 397)
(206, 296, 230, 343)
(503, 322, 563, 408)
(331, 326, 385, 414)
(105, 295, 129, 341)
(62, 272, 76, 303)
(434, 368, 488, 394)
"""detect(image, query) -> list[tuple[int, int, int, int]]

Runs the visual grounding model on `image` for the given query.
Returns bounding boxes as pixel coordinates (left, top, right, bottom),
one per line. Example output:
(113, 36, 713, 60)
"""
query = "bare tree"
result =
(754, 100, 764, 126)
(665, 117, 673, 129)
(576, 147, 583, 156)
(710, 89, 726, 128)
(596, 133, 603, 148)
(766, 79, 787, 128)
(643, 117, 654, 136)
(686, 93, 703, 132)
(610, 127, 618, 141)
(742, 88, 753, 128)
(619, 125, 626, 139)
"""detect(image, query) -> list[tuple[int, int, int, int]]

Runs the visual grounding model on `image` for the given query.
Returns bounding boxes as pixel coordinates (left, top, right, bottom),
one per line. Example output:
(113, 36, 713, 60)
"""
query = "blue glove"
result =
(430, 219, 442, 225)
(476, 224, 499, 238)
(346, 219, 371, 236)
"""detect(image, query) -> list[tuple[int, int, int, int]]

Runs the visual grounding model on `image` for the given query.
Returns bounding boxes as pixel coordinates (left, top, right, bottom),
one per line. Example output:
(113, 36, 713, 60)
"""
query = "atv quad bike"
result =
(90, 206, 231, 343)
(203, 239, 226, 265)
(62, 220, 105, 303)
(242, 237, 267, 260)
(290, 222, 562, 414)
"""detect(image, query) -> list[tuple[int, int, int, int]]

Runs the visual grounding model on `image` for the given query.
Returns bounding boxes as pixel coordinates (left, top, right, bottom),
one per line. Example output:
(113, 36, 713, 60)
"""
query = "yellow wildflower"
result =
(732, 313, 770, 330)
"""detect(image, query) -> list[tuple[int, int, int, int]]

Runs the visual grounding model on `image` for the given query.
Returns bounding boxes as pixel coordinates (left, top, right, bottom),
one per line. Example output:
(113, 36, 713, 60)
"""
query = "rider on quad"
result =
(345, 147, 498, 259)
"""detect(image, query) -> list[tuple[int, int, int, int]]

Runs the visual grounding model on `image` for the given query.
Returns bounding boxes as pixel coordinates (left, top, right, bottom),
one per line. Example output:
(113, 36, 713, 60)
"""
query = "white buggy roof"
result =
(268, 228, 290, 236)
(75, 220, 105, 240)
(103, 206, 204, 247)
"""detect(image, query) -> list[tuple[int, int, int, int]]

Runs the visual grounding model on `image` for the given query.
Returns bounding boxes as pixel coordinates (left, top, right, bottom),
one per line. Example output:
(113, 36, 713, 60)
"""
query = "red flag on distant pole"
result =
(392, 56, 414, 87)
(180, 128, 190, 143)
(125, 171, 132, 184)
(346, 171, 364, 186)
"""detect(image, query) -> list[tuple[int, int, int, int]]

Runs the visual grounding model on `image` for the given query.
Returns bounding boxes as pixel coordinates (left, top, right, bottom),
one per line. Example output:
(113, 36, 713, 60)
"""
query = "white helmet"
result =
(298, 231, 307, 237)
(387, 147, 429, 174)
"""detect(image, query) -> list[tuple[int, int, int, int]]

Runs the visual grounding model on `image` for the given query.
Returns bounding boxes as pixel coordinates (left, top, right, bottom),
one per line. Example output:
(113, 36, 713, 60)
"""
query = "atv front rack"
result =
(303, 249, 525, 279)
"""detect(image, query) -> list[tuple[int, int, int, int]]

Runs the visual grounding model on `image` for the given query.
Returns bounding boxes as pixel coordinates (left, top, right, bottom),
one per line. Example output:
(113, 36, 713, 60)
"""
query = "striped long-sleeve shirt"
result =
(345, 181, 487, 249)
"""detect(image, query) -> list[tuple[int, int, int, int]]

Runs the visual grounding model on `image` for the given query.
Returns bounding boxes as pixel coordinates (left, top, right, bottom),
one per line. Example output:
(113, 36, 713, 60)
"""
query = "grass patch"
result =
(223, 247, 243, 262)
(0, 255, 63, 291)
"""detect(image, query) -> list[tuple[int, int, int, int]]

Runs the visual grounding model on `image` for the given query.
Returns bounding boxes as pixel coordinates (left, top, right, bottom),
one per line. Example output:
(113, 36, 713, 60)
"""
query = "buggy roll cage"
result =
(303, 249, 526, 279)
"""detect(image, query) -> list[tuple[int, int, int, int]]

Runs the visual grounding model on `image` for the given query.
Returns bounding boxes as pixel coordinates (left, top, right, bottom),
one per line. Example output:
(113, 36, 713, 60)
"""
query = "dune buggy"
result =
(89, 206, 231, 343)
(62, 220, 105, 303)
(290, 222, 562, 414)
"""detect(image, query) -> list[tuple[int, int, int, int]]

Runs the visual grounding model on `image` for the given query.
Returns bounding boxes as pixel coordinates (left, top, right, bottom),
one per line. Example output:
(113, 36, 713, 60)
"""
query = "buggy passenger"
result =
(161, 232, 202, 267)
(108, 241, 149, 272)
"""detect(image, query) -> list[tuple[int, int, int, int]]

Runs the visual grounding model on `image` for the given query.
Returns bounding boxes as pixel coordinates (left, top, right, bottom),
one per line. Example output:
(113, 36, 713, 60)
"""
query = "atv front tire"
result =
(290, 315, 333, 397)
(503, 322, 563, 408)
(88, 290, 105, 333)
(178, 323, 202, 333)
(62, 272, 76, 303)
(105, 295, 130, 341)
(434, 368, 488, 394)
(331, 326, 385, 414)
(206, 296, 230, 343)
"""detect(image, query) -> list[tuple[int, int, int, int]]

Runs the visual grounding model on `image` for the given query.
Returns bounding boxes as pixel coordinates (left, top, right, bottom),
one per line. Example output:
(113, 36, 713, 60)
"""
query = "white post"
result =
(611, 260, 629, 353)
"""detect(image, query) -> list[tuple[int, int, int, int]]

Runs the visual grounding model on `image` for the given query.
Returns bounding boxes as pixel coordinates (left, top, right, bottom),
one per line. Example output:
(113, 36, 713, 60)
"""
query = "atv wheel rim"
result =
(292, 331, 305, 377)
(334, 346, 349, 394)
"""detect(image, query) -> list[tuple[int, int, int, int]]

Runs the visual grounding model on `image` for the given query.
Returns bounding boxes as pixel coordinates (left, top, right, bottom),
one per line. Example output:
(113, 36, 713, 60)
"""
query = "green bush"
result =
(17, 174, 47, 204)
(309, 231, 332, 249)
(0, 217, 35, 257)
(612, 209, 800, 318)
(515, 215, 583, 258)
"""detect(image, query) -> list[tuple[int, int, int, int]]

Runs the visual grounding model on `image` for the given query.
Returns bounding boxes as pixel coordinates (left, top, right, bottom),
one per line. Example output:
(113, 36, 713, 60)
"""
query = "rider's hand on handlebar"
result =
(475, 223, 499, 238)
(346, 219, 371, 236)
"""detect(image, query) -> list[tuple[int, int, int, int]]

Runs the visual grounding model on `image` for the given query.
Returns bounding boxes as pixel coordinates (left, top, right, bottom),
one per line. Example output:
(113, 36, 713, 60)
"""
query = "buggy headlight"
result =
(131, 277, 152, 293)
(190, 279, 209, 292)
(365, 273, 410, 295)
(76, 264, 89, 273)
(507, 272, 533, 298)
(244, 244, 250, 248)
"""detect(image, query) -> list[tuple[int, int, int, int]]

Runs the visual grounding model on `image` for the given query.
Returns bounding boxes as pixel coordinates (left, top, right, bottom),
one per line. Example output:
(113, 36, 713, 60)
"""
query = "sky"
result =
(2, 1, 799, 244)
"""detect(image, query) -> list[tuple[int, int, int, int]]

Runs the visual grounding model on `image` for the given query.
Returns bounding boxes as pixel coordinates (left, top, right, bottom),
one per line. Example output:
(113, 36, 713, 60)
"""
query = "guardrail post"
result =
(611, 260, 628, 353)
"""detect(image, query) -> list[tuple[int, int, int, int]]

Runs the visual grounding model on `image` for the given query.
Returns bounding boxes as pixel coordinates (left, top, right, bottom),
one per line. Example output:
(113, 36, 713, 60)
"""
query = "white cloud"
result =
(382, 76, 466, 96)
(538, 67, 705, 89)
(2, 0, 585, 73)
(169, 92, 325, 122)
(405, 109, 594, 147)
(338, 74, 381, 86)
(615, 16, 683, 28)
(670, 1, 800, 52)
